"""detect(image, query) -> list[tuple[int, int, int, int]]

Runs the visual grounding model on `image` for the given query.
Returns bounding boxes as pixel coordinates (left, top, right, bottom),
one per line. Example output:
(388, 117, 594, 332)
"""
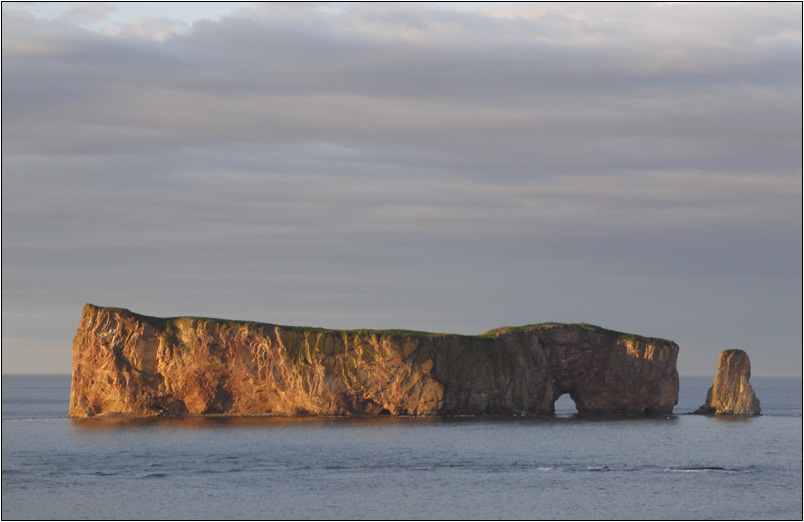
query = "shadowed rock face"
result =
(695, 350, 760, 416)
(69, 304, 679, 418)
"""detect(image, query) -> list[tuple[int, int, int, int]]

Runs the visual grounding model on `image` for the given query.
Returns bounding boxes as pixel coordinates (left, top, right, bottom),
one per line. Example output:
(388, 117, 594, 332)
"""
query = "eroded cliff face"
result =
(695, 350, 760, 416)
(69, 304, 679, 418)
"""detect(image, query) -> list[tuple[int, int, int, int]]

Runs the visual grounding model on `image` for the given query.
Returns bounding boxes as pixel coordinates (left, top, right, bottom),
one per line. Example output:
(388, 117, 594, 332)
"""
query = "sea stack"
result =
(695, 349, 760, 416)
(69, 304, 679, 418)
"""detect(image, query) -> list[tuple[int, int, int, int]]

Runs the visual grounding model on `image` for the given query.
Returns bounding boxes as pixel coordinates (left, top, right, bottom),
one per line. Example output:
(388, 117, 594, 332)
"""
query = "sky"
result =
(2, 2, 801, 376)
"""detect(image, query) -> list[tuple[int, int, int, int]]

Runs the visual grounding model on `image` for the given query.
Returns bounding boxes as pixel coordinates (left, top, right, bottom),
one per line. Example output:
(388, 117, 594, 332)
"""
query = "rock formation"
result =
(69, 304, 679, 418)
(695, 349, 760, 415)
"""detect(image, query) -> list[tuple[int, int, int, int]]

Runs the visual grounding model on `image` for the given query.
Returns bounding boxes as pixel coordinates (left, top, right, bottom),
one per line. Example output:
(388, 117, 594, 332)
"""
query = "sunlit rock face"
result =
(695, 350, 760, 416)
(69, 304, 679, 418)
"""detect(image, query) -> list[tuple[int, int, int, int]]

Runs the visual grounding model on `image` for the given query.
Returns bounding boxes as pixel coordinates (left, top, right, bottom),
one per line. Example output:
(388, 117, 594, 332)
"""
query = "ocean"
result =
(2, 375, 801, 520)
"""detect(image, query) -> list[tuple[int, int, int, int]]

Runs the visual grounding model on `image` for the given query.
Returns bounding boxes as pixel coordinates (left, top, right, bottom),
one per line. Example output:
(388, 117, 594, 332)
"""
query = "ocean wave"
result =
(664, 466, 742, 473)
(1, 416, 69, 421)
(139, 472, 169, 479)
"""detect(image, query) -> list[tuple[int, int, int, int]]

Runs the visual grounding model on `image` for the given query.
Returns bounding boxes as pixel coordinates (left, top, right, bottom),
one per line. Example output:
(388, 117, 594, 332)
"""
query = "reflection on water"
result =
(69, 414, 442, 432)
(68, 411, 682, 434)
(705, 414, 757, 423)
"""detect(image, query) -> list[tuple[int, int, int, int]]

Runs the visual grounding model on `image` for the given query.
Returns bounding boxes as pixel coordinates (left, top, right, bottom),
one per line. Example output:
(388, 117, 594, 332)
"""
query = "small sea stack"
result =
(695, 349, 760, 416)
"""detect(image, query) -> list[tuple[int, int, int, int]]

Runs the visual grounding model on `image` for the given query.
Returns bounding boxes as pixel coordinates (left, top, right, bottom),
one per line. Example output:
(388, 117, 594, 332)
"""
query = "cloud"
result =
(59, 2, 116, 24)
(3, 4, 800, 174)
(102, 16, 190, 41)
(1, 3, 801, 375)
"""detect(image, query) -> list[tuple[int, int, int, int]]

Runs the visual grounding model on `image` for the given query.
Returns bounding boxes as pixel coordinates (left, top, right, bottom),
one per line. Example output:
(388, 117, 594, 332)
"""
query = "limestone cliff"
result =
(695, 349, 760, 416)
(69, 304, 679, 418)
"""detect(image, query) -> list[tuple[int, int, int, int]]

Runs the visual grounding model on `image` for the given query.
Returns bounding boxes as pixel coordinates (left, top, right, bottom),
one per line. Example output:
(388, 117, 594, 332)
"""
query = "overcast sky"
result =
(2, 2, 801, 376)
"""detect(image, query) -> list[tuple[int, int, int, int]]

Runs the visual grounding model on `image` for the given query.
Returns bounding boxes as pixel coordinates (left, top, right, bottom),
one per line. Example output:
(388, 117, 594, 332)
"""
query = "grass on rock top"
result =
(87, 304, 673, 345)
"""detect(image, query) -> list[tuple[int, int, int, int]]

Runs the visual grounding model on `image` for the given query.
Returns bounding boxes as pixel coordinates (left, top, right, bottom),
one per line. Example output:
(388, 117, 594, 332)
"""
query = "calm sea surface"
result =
(2, 375, 801, 520)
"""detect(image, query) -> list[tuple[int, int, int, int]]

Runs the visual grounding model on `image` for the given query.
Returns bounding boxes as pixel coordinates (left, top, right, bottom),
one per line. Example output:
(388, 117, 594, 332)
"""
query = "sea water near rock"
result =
(2, 375, 801, 520)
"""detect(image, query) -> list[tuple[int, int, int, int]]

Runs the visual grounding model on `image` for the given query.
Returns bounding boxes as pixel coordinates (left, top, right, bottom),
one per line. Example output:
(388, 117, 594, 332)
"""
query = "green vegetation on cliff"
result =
(477, 321, 671, 345)
(92, 304, 472, 341)
(89, 304, 673, 346)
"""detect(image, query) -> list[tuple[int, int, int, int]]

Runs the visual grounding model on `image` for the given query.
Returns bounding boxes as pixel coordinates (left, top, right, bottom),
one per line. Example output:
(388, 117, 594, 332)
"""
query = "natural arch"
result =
(553, 391, 579, 414)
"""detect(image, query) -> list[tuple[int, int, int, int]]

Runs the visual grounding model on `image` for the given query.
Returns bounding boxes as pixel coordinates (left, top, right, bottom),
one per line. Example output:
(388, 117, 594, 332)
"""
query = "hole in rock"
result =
(553, 393, 578, 415)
